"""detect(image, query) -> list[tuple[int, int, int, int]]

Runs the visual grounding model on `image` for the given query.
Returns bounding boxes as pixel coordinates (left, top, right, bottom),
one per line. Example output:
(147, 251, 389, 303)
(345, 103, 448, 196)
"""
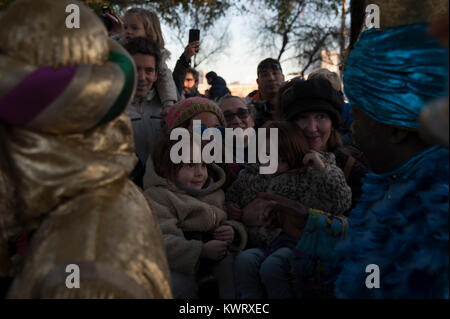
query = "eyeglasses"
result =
(223, 108, 250, 122)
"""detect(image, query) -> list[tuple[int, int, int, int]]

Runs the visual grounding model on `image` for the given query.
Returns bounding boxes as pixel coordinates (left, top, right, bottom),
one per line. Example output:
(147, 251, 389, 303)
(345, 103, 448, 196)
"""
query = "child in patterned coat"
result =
(226, 121, 351, 298)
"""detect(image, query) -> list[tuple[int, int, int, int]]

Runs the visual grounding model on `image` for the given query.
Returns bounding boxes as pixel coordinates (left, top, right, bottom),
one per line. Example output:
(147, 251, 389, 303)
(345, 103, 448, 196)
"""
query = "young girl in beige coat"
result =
(143, 98, 247, 299)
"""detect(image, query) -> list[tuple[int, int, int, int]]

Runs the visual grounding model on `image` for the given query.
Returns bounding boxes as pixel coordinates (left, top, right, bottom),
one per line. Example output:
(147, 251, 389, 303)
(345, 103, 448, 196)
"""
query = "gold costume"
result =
(0, 0, 172, 298)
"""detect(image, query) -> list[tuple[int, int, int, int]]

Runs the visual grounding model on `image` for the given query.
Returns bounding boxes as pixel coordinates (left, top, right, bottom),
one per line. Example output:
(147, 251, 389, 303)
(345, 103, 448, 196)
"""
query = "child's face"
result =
(123, 13, 147, 43)
(175, 163, 208, 190)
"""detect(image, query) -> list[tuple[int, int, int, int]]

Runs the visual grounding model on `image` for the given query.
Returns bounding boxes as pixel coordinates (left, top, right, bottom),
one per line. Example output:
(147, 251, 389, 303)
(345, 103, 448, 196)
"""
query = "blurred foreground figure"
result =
(263, 0, 449, 299)
(0, 0, 171, 298)
(333, 0, 450, 298)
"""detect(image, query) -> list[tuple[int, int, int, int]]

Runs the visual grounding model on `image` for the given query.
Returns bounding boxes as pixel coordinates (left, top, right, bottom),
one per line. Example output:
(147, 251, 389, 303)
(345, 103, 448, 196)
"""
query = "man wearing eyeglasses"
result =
(219, 96, 256, 166)
(247, 58, 285, 128)
(220, 96, 255, 131)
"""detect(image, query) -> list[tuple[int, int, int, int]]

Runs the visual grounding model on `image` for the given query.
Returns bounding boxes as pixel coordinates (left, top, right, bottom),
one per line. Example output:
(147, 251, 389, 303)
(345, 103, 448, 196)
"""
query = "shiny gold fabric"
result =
(28, 57, 125, 134)
(0, 168, 13, 277)
(0, 38, 129, 135)
(0, 0, 172, 298)
(0, 0, 109, 67)
(0, 137, 22, 274)
(4, 114, 172, 298)
(0, 54, 37, 98)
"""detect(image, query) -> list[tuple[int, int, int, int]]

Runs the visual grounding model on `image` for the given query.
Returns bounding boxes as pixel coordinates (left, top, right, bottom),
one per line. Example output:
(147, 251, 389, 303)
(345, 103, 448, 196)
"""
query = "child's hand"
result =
(227, 202, 243, 221)
(213, 225, 234, 244)
(201, 240, 228, 260)
(303, 151, 325, 170)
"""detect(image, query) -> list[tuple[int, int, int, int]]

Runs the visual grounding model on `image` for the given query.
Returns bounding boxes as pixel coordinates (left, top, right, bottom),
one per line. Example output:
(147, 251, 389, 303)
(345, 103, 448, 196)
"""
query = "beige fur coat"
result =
(143, 160, 247, 274)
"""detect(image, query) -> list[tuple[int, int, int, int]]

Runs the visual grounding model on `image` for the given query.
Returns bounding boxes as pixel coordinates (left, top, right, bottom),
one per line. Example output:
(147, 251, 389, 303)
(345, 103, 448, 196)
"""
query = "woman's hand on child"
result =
(227, 202, 243, 220)
(213, 225, 234, 243)
(303, 150, 325, 170)
(184, 41, 200, 61)
(201, 240, 228, 260)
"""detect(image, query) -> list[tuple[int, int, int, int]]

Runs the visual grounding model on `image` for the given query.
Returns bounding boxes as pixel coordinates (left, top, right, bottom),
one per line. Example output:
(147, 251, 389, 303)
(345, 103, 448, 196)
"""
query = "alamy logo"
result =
(65, 4, 80, 29)
(365, 264, 380, 289)
(365, 4, 380, 29)
(170, 120, 279, 174)
(65, 264, 80, 289)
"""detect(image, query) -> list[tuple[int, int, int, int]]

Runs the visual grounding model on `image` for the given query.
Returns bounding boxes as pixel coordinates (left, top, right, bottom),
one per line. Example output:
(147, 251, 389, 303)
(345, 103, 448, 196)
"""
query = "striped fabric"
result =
(0, 41, 136, 133)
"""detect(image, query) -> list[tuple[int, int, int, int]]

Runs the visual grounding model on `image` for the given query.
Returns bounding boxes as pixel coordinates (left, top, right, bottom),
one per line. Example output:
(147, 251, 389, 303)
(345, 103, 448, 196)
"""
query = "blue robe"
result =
(290, 146, 449, 298)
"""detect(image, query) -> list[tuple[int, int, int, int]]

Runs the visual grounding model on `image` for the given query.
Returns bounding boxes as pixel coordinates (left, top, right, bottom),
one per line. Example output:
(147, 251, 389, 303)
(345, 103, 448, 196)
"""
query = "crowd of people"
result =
(0, 0, 448, 299)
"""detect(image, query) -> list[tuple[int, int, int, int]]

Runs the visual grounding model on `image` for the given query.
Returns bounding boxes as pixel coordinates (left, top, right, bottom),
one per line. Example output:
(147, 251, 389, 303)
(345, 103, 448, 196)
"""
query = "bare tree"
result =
(76, 0, 235, 68)
(192, 26, 231, 68)
(165, 12, 232, 68)
(246, 0, 348, 76)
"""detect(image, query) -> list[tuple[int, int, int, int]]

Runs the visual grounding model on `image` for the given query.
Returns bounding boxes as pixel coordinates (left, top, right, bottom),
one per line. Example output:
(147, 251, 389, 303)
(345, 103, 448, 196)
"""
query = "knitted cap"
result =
(165, 97, 226, 130)
(280, 78, 344, 128)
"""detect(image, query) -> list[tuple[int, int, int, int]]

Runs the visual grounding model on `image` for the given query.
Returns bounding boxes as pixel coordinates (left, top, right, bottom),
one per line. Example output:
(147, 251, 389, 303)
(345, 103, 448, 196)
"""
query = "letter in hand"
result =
(258, 192, 309, 239)
(213, 225, 234, 243)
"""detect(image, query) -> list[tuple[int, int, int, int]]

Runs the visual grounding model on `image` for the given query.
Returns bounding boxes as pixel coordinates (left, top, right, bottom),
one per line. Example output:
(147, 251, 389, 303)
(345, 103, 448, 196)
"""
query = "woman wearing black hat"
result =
(275, 77, 369, 209)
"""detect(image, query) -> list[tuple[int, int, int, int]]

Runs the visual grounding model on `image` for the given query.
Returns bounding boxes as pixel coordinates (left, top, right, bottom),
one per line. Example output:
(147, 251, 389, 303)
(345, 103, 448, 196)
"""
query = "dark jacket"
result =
(209, 76, 230, 101)
(185, 90, 205, 99)
(247, 90, 275, 128)
(333, 146, 370, 213)
(172, 54, 205, 99)
(172, 53, 190, 96)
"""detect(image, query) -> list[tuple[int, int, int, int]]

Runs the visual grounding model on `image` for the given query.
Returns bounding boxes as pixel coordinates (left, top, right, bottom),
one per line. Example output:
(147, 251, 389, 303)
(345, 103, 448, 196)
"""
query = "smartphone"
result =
(189, 29, 200, 43)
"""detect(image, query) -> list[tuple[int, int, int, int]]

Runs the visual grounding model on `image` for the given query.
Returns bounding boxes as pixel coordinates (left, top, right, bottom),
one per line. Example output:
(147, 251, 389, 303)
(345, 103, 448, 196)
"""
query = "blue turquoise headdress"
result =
(343, 23, 449, 129)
